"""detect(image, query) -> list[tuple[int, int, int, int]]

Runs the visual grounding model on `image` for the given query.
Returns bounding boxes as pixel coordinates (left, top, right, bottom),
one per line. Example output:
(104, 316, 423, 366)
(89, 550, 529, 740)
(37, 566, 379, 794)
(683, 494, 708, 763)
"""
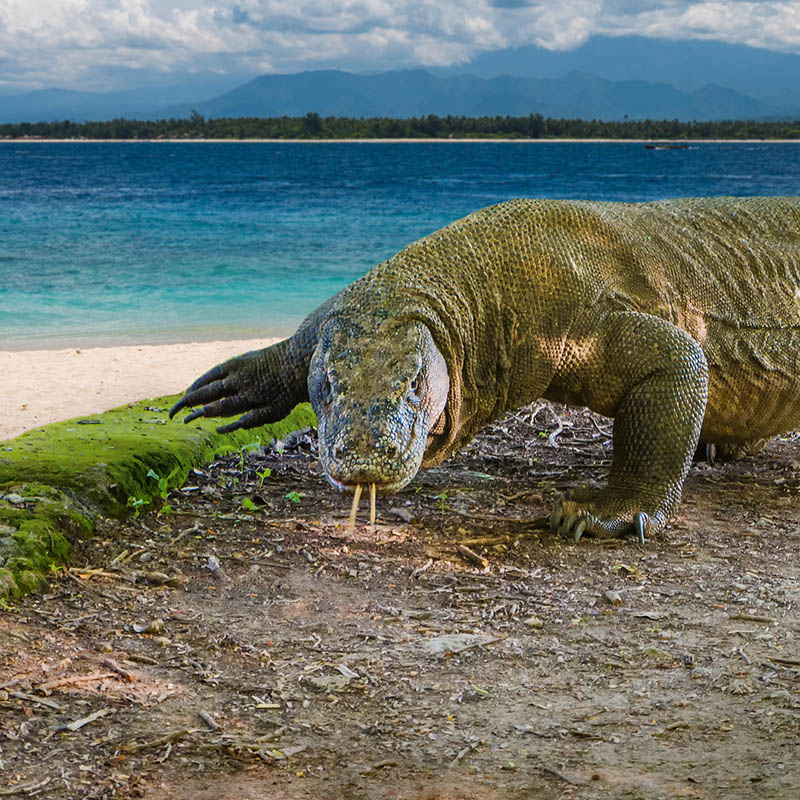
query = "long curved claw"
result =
(572, 517, 587, 543)
(550, 500, 589, 542)
(692, 442, 717, 466)
(216, 407, 275, 433)
(633, 512, 649, 545)
(170, 379, 233, 418)
(179, 401, 269, 432)
(169, 364, 232, 418)
(169, 355, 264, 431)
(558, 512, 577, 540)
(555, 510, 589, 542)
(180, 392, 252, 422)
(169, 335, 310, 435)
(549, 501, 564, 533)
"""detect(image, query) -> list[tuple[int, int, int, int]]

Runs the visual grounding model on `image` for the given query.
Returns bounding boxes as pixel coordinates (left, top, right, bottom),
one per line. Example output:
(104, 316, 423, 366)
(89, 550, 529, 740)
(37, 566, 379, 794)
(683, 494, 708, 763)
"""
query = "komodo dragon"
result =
(171, 196, 800, 542)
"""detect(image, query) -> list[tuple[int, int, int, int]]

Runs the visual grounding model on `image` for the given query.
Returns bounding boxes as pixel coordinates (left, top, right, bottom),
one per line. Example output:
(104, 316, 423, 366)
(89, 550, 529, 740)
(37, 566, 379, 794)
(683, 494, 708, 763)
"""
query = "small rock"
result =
(523, 616, 543, 629)
(133, 618, 165, 634)
(603, 590, 623, 606)
(388, 506, 415, 523)
(141, 571, 185, 587)
(307, 674, 352, 693)
(206, 555, 225, 579)
(420, 633, 500, 656)
(337, 664, 360, 679)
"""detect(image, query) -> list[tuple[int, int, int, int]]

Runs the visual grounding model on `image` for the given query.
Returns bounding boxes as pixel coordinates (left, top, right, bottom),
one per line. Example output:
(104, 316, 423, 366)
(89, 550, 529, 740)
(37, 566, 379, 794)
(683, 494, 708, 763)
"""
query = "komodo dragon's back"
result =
(585, 196, 800, 327)
(171, 196, 800, 544)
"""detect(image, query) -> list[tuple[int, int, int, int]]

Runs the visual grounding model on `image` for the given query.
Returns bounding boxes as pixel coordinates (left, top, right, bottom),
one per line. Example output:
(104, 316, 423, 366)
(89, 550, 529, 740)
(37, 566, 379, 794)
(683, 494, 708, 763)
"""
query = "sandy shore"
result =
(0, 338, 280, 442)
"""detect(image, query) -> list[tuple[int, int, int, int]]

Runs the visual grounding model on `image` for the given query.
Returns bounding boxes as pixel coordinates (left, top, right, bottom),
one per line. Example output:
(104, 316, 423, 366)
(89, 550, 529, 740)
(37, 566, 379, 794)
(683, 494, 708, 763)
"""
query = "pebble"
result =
(603, 590, 623, 606)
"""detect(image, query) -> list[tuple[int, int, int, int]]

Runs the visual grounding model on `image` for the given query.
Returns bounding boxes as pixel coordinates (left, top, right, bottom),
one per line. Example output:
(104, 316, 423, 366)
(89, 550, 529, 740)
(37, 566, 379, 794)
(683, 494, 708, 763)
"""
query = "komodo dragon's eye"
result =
(408, 372, 422, 406)
(321, 374, 333, 406)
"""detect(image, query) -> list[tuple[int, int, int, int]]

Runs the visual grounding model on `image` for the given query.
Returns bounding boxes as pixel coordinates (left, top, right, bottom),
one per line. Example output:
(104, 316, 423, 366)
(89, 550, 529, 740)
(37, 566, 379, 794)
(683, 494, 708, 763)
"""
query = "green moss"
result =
(0, 568, 17, 598)
(0, 396, 316, 599)
(0, 396, 315, 515)
(13, 569, 49, 596)
(0, 482, 94, 597)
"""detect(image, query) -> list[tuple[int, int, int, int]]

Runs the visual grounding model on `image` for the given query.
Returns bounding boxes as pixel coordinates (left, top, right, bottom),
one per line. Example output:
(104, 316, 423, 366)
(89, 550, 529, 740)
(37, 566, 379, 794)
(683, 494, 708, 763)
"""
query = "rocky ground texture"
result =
(1, 402, 799, 799)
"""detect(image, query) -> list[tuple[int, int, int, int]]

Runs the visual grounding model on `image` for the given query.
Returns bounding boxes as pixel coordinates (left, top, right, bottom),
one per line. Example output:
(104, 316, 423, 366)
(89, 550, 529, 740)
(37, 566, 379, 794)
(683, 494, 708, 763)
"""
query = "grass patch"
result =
(0, 396, 315, 598)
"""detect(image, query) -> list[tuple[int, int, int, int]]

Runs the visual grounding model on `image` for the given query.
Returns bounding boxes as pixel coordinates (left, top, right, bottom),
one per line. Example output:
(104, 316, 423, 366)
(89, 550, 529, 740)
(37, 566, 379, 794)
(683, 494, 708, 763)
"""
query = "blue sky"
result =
(2, 0, 800, 92)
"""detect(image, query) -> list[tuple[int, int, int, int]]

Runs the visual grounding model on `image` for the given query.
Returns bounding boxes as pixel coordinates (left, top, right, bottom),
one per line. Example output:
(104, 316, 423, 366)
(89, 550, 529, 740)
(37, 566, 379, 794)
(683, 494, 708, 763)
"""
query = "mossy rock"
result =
(0, 483, 92, 598)
(0, 396, 315, 599)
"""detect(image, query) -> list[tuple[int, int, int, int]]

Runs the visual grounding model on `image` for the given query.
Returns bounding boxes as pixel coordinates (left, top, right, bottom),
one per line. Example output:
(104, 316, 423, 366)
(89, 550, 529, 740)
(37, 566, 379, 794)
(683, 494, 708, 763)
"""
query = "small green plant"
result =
(435, 491, 449, 513)
(159, 503, 174, 516)
(127, 495, 150, 517)
(147, 467, 180, 499)
(242, 497, 258, 511)
(285, 490, 301, 504)
(256, 468, 272, 489)
(239, 441, 262, 472)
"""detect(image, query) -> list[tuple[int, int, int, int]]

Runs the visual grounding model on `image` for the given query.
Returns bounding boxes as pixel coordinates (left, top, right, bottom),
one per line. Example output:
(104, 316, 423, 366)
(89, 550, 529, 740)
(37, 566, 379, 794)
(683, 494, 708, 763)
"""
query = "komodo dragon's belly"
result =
(700, 328, 800, 444)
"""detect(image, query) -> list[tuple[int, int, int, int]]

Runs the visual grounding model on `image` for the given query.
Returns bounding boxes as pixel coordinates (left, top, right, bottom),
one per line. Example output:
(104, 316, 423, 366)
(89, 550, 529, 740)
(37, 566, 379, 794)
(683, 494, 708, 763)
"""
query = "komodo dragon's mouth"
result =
(325, 473, 409, 494)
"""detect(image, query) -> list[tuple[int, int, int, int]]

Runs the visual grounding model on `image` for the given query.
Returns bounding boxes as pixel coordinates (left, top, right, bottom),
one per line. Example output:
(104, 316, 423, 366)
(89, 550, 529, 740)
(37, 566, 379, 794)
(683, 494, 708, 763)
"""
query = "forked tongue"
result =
(348, 483, 377, 532)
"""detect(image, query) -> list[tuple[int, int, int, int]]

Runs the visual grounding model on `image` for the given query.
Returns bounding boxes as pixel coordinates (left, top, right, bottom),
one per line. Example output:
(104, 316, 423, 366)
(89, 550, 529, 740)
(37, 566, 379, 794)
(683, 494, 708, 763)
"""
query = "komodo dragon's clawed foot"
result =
(550, 488, 652, 544)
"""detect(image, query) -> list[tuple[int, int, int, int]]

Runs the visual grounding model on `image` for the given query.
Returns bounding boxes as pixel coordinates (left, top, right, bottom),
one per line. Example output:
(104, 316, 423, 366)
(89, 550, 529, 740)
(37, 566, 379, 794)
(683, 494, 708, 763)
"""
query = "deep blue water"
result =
(1, 141, 799, 349)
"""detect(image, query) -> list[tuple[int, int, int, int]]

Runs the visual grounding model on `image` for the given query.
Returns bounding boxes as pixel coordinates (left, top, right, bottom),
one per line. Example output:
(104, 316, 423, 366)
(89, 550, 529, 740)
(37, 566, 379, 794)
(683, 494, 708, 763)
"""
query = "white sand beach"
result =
(0, 338, 280, 442)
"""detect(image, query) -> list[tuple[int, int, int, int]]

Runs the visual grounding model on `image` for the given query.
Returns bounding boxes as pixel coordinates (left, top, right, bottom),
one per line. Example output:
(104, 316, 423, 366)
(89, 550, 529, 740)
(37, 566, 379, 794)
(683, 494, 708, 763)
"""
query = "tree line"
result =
(2, 112, 800, 140)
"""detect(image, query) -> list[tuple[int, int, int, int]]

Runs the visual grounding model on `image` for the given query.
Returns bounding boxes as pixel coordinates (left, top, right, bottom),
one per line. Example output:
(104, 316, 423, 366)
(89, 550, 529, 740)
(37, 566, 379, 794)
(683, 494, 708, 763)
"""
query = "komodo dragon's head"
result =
(308, 318, 449, 495)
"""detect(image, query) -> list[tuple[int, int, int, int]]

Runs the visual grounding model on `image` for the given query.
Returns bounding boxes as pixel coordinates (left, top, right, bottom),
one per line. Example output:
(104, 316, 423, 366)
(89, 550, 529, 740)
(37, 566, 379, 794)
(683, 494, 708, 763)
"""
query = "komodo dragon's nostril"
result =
(379, 441, 400, 461)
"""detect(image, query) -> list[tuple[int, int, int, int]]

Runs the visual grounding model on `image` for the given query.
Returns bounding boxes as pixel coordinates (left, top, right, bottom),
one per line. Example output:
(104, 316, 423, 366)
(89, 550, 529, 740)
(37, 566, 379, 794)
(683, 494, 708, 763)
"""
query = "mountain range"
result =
(1, 36, 798, 124)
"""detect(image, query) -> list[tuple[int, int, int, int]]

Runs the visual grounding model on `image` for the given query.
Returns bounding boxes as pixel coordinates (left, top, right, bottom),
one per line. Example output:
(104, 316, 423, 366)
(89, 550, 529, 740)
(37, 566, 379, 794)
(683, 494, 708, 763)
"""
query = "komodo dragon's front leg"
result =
(169, 327, 318, 431)
(170, 293, 341, 430)
(548, 311, 709, 542)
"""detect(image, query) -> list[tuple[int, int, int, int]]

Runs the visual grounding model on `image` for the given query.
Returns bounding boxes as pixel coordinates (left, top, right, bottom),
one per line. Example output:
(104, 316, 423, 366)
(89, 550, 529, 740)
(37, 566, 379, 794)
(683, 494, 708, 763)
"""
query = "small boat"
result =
(644, 143, 690, 150)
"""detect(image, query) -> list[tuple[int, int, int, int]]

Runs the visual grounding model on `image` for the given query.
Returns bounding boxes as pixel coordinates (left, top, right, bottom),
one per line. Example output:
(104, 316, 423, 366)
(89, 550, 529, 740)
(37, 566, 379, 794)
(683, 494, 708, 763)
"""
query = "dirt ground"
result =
(1, 402, 799, 800)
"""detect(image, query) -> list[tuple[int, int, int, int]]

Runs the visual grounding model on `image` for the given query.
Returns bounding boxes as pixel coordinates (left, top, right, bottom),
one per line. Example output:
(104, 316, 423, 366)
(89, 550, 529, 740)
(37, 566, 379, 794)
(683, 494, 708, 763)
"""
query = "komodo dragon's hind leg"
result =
(550, 312, 709, 542)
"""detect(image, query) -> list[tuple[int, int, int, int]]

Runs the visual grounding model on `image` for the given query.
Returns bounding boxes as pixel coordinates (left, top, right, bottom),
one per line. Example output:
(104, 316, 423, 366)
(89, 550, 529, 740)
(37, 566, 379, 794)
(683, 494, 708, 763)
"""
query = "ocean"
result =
(2, 140, 799, 350)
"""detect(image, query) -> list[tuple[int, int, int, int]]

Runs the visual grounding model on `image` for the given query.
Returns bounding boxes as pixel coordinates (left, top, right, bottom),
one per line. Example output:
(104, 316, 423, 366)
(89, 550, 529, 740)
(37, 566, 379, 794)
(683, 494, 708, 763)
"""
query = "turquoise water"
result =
(2, 141, 799, 349)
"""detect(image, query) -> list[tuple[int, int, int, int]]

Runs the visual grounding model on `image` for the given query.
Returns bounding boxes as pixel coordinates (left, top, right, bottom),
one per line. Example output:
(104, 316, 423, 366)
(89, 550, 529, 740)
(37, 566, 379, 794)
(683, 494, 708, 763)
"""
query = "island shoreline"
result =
(3, 137, 800, 144)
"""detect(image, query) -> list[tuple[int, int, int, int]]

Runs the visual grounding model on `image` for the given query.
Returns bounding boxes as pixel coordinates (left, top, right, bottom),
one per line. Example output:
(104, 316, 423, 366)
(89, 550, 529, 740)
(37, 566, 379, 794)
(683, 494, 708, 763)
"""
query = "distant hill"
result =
(0, 76, 246, 124)
(1, 36, 799, 123)
(438, 36, 800, 97)
(166, 69, 784, 122)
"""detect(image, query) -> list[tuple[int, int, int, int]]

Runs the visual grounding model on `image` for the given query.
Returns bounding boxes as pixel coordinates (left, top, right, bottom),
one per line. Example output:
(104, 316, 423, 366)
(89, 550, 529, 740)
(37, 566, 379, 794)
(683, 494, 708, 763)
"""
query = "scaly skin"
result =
(171, 197, 800, 541)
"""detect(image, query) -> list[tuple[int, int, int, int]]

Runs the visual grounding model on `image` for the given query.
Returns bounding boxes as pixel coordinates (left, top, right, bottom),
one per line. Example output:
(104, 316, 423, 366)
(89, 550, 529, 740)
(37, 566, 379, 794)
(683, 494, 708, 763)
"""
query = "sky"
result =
(1, 0, 800, 92)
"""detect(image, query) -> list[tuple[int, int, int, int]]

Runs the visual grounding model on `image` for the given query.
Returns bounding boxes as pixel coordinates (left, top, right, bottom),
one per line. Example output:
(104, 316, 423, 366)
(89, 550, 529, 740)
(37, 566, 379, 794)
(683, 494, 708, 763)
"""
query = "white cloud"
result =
(1, 0, 800, 91)
(629, 2, 800, 50)
(521, 1, 604, 50)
